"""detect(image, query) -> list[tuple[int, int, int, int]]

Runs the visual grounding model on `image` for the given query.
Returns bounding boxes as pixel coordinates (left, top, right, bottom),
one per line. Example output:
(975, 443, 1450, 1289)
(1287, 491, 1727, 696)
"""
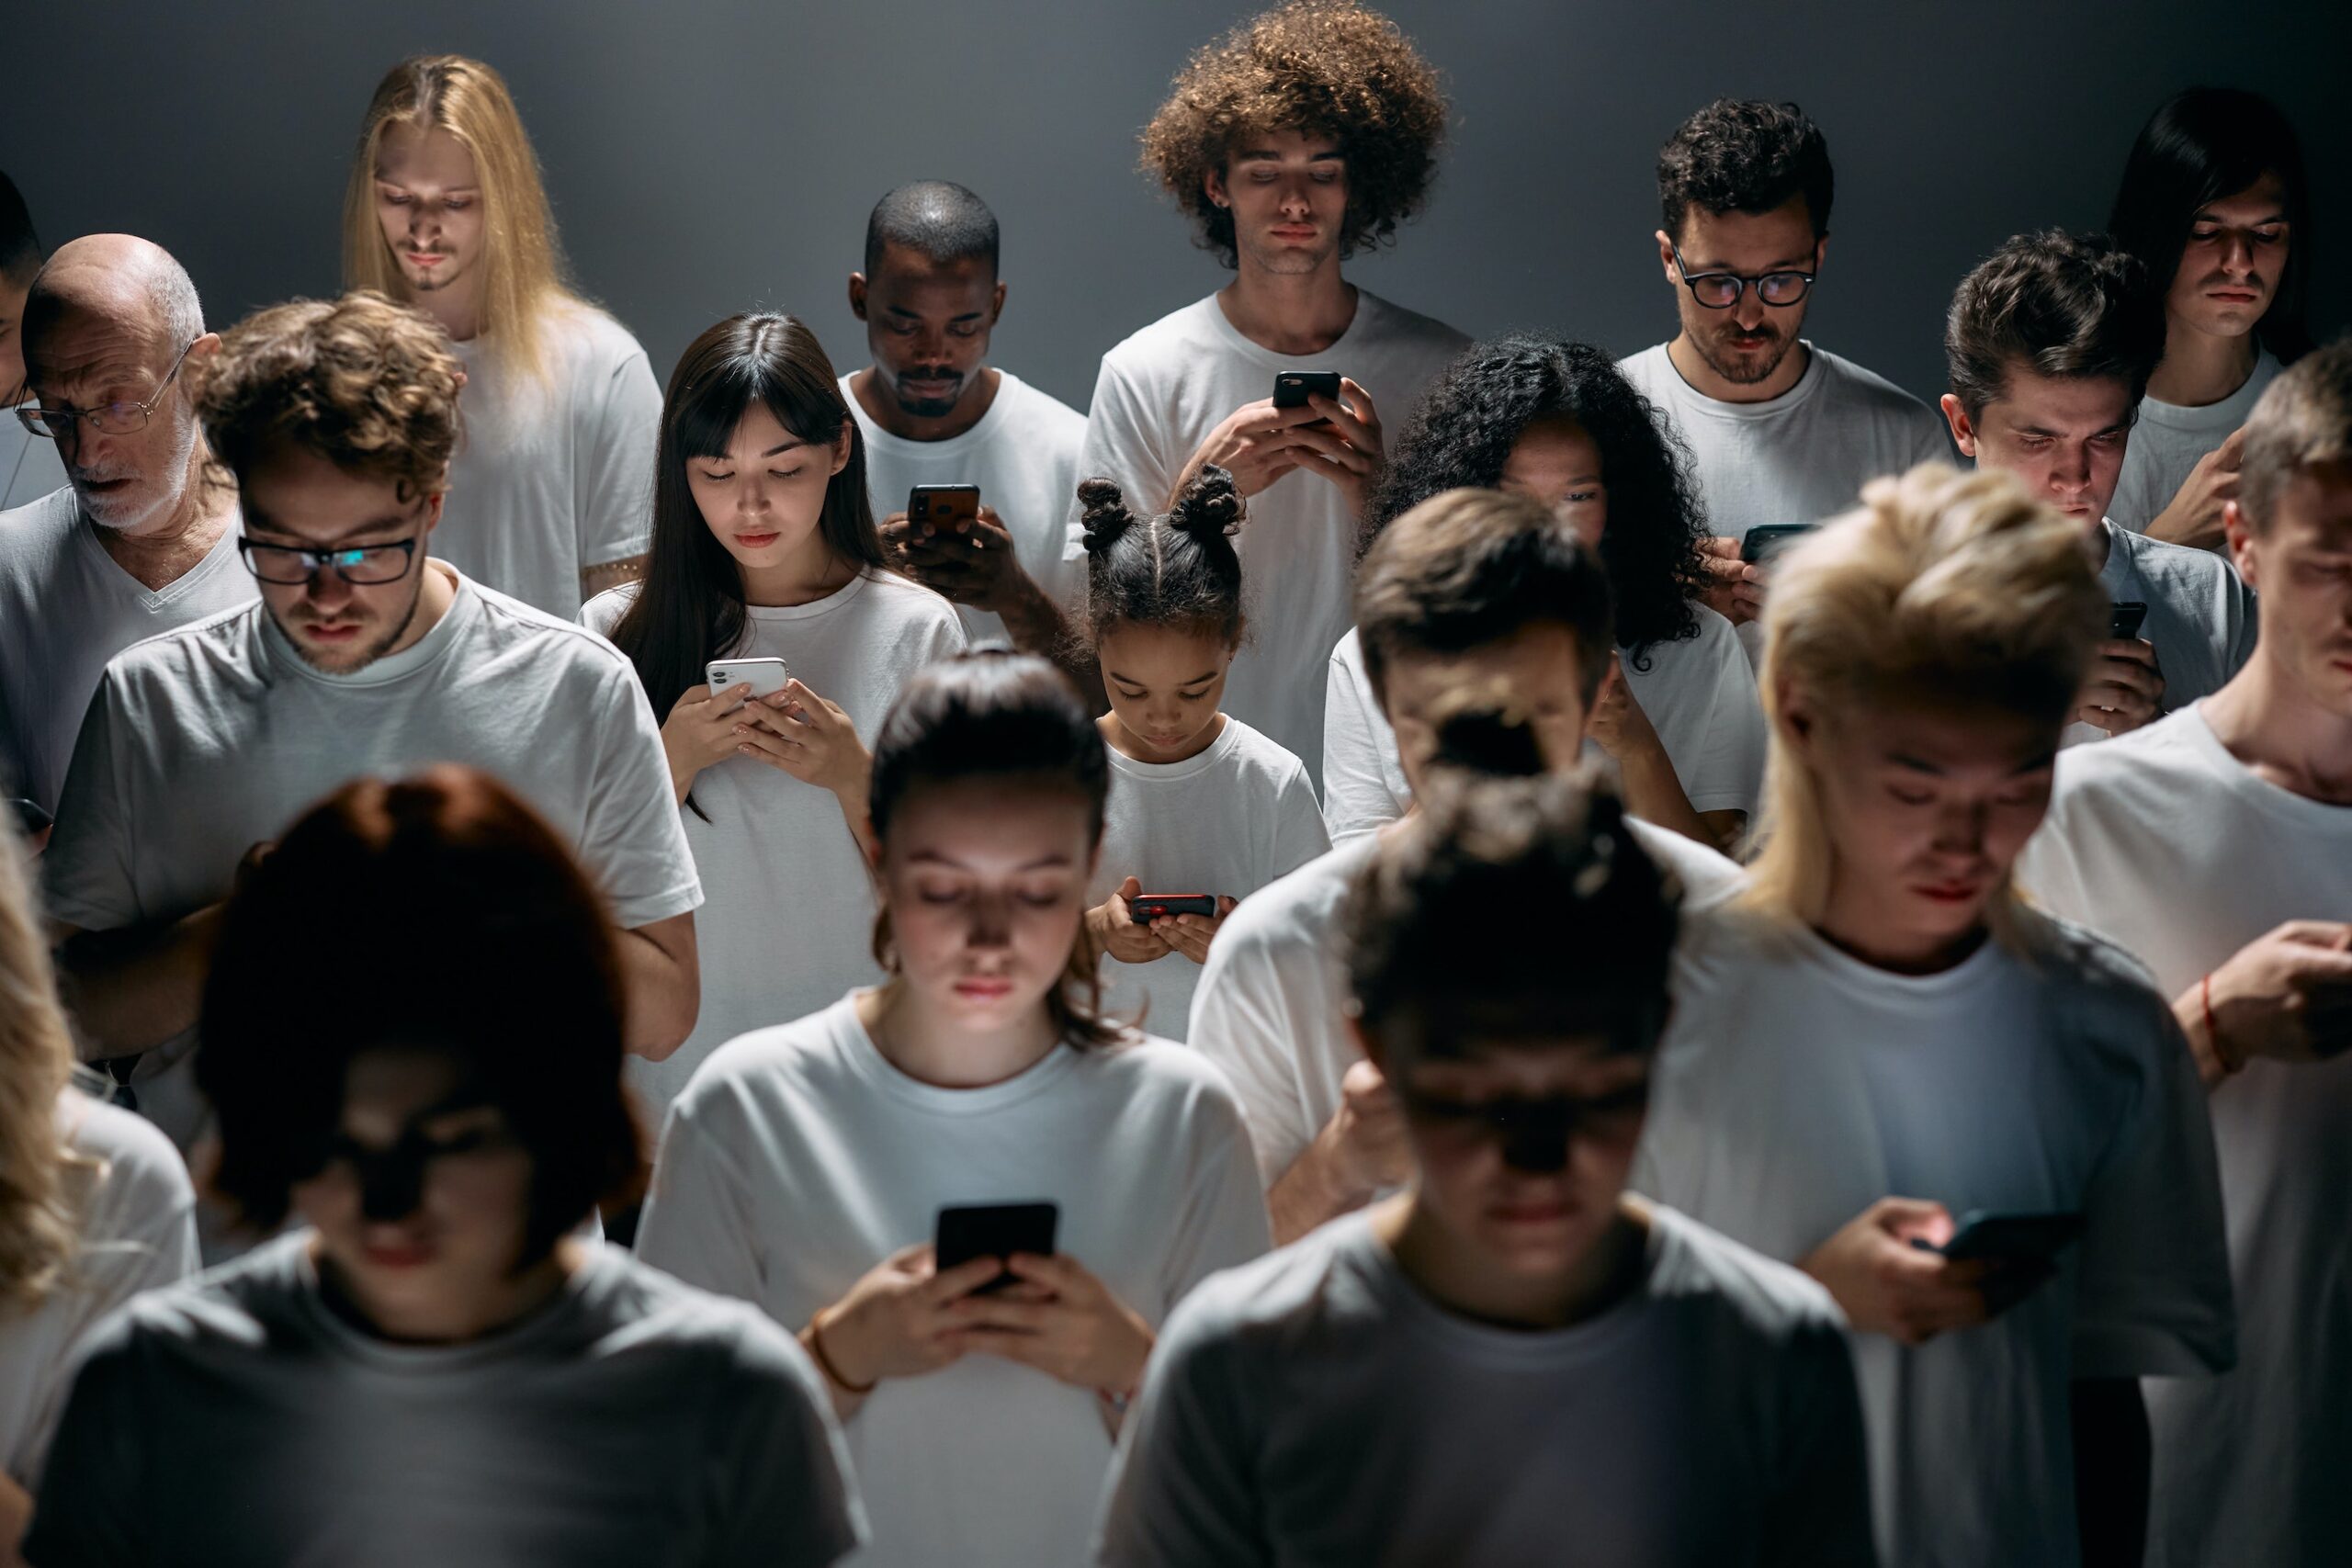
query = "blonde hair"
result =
(1744, 462, 2105, 942)
(340, 55, 576, 386)
(0, 829, 90, 1312)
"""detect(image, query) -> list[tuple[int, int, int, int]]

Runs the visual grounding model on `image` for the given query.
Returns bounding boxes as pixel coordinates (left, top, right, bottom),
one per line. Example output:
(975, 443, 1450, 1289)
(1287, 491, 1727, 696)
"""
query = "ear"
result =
(1811, 232, 1830, 272)
(423, 468, 449, 536)
(1773, 676, 1820, 755)
(2223, 499, 2260, 588)
(1204, 164, 1230, 210)
(187, 331, 223, 364)
(1939, 393, 1979, 458)
(989, 279, 1007, 323)
(828, 424, 853, 478)
(847, 272, 869, 322)
(1654, 228, 1679, 283)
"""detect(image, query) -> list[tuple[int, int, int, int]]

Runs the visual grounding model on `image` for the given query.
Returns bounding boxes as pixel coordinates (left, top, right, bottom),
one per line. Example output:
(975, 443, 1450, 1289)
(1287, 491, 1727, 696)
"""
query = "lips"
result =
(1914, 882, 1981, 905)
(2208, 288, 2259, 302)
(1271, 227, 1317, 242)
(953, 976, 1014, 1001)
(734, 532, 780, 549)
(407, 253, 446, 267)
(362, 1239, 435, 1269)
(303, 623, 361, 643)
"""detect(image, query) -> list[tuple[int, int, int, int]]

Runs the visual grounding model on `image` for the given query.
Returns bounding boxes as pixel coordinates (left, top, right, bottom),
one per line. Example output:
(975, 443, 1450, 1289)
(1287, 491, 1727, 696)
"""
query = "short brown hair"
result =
(1657, 98, 1833, 243)
(2240, 337, 2352, 530)
(1945, 231, 2162, 419)
(195, 288, 462, 502)
(1139, 1, 1446, 269)
(198, 765, 641, 1263)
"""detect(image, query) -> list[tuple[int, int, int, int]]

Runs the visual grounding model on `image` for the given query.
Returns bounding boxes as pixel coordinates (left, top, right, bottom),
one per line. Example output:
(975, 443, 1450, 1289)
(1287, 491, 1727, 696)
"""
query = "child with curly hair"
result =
(1076, 1, 1467, 781)
(1074, 466, 1328, 1042)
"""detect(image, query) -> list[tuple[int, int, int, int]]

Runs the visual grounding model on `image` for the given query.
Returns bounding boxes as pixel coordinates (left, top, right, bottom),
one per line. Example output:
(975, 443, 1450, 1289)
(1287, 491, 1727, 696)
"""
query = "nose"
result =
(2219, 231, 2256, 277)
(1929, 796, 1989, 860)
(1733, 289, 1769, 330)
(1498, 1106, 1573, 1174)
(966, 894, 1012, 952)
(1277, 179, 1313, 219)
(305, 565, 356, 614)
(738, 472, 771, 517)
(2051, 440, 2092, 495)
(358, 1149, 426, 1224)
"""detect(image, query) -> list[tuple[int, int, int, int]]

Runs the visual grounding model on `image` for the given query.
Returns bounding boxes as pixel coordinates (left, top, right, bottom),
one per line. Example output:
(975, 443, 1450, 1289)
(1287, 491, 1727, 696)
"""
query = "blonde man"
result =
(343, 54, 659, 616)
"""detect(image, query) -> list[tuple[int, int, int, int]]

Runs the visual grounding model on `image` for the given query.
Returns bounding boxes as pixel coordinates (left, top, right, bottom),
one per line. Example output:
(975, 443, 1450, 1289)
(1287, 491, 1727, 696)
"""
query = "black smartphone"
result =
(1740, 523, 1816, 566)
(1272, 370, 1342, 426)
(2109, 601, 2149, 640)
(909, 483, 981, 537)
(935, 1201, 1059, 1294)
(1915, 1210, 2085, 1264)
(9, 798, 51, 837)
(1128, 893, 1218, 920)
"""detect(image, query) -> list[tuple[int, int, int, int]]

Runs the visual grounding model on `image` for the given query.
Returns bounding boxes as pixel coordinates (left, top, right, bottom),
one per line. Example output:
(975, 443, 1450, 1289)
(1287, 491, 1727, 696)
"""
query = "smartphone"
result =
(706, 657, 791, 701)
(9, 798, 51, 837)
(935, 1201, 1059, 1294)
(1127, 893, 1219, 920)
(909, 483, 981, 537)
(1272, 370, 1342, 427)
(1915, 1210, 2086, 1264)
(1740, 524, 1816, 566)
(2109, 601, 2150, 640)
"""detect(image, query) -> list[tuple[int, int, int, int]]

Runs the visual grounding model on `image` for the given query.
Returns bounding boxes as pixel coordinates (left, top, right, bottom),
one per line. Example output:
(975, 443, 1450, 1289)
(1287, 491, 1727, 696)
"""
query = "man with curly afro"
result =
(42, 288, 703, 1146)
(1620, 98, 1947, 665)
(1073, 0, 1467, 782)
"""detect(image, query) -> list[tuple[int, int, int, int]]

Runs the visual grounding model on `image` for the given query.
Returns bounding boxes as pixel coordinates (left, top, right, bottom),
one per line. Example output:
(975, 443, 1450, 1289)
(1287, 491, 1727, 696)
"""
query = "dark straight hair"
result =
(609, 313, 888, 761)
(2108, 88, 2312, 367)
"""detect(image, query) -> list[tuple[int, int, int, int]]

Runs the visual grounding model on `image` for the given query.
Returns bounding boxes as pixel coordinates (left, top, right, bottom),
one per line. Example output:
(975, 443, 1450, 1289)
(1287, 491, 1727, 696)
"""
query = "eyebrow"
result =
(2005, 418, 2131, 438)
(1107, 669, 1221, 686)
(1886, 750, 2056, 777)
(373, 176, 481, 193)
(696, 440, 809, 460)
(2193, 208, 2290, 225)
(885, 305, 989, 322)
(905, 850, 1075, 871)
(242, 503, 415, 546)
(1230, 148, 1344, 164)
(1686, 252, 1815, 272)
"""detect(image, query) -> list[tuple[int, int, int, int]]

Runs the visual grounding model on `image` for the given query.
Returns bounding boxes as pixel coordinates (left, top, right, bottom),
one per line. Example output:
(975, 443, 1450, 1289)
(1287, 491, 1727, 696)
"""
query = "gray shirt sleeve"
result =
(701, 1315, 867, 1567)
(1762, 1317, 1879, 1567)
(22, 1322, 145, 1566)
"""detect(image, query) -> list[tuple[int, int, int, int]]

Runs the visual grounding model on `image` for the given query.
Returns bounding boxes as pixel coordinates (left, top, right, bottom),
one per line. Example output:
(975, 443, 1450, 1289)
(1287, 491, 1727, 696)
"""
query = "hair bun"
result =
(1077, 478, 1138, 556)
(1173, 464, 1243, 537)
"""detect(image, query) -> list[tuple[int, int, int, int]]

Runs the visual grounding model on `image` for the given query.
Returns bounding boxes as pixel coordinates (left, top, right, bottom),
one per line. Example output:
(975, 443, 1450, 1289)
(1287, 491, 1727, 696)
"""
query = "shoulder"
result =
(2046, 707, 2205, 809)
(58, 1087, 197, 1233)
(0, 487, 82, 580)
(1330, 626, 1364, 672)
(78, 1233, 309, 1371)
(1644, 1202, 1849, 1343)
(1616, 343, 1675, 388)
(1216, 718, 1317, 793)
(546, 298, 652, 372)
(1099, 298, 1222, 376)
(1625, 818, 1742, 903)
(2109, 522, 2245, 591)
(1082, 1033, 1250, 1115)
(674, 1000, 863, 1126)
(997, 373, 1088, 443)
(1353, 290, 1469, 353)
(1216, 836, 1378, 953)
(98, 599, 267, 694)
(1155, 1221, 1369, 1365)
(464, 576, 642, 679)
(854, 566, 966, 631)
(585, 1250, 828, 1390)
(1809, 347, 1938, 418)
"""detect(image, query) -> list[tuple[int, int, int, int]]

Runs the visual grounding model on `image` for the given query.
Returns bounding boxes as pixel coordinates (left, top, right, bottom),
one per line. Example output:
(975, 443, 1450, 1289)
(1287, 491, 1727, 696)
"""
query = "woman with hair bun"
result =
(1076, 465, 1329, 1040)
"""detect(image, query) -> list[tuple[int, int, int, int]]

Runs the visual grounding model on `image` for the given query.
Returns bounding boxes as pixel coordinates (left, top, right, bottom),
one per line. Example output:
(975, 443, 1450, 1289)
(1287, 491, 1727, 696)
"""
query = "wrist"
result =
(808, 1303, 877, 1394)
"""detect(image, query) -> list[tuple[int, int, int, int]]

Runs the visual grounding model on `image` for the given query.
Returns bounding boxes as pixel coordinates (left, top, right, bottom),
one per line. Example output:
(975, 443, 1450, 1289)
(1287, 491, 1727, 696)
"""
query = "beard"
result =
(74, 409, 200, 533)
(890, 368, 966, 420)
(1691, 318, 1799, 387)
(277, 581, 425, 674)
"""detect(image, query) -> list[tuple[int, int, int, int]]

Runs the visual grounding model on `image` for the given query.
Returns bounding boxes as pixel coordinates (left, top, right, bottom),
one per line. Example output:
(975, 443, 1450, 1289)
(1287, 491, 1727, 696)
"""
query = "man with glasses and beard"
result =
(1619, 99, 1948, 662)
(41, 290, 700, 1156)
(0, 234, 254, 822)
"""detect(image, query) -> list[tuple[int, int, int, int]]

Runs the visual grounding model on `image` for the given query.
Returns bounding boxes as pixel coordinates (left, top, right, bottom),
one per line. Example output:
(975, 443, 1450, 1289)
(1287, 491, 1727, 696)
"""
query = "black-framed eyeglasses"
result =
(1671, 243, 1816, 310)
(17, 338, 198, 439)
(236, 536, 423, 586)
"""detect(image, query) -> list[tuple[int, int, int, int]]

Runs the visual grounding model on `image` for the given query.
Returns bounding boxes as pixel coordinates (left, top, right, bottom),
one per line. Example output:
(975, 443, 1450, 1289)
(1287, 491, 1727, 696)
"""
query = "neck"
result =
(407, 276, 484, 344)
(1665, 330, 1811, 405)
(376, 558, 459, 661)
(1376, 1190, 1649, 1331)
(2201, 652, 2352, 805)
(858, 979, 1061, 1090)
(854, 365, 1001, 444)
(1815, 874, 1992, 976)
(1216, 259, 1357, 355)
(1099, 709, 1226, 766)
(313, 1233, 582, 1346)
(88, 445, 235, 590)
(738, 532, 854, 608)
(2145, 319, 2258, 408)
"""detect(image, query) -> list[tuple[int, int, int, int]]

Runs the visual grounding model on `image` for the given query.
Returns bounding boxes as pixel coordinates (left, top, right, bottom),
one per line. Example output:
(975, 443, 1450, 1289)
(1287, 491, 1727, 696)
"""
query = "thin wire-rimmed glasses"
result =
(1670, 243, 1816, 310)
(17, 339, 198, 438)
(236, 536, 423, 586)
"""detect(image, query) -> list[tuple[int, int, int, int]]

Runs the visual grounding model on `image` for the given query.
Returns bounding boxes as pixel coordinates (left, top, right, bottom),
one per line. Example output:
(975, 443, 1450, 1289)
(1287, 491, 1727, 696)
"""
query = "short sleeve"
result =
(1092, 1292, 1273, 1568)
(1762, 1318, 1879, 1567)
(1067, 359, 1177, 568)
(638, 1093, 772, 1309)
(580, 657, 703, 929)
(702, 1317, 867, 1567)
(1319, 642, 1408, 845)
(40, 671, 142, 932)
(576, 341, 662, 570)
(1188, 929, 1322, 1187)
(1668, 614, 1767, 817)
(1153, 1079, 1273, 1312)
(1267, 763, 1331, 886)
(2070, 987, 2237, 1378)
(21, 1324, 146, 1566)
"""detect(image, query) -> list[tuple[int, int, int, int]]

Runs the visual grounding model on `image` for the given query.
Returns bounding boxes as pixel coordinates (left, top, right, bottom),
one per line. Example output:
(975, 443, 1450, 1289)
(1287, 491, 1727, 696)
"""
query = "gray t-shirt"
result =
(25, 1234, 865, 1567)
(2072, 517, 2258, 746)
(1095, 1203, 1874, 1567)
(41, 567, 701, 1148)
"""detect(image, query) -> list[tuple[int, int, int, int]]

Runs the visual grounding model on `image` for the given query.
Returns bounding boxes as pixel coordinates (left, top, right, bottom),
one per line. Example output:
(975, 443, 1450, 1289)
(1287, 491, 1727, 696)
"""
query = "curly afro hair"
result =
(1364, 333, 1708, 667)
(194, 288, 462, 503)
(1657, 98, 1833, 243)
(1139, 1, 1447, 269)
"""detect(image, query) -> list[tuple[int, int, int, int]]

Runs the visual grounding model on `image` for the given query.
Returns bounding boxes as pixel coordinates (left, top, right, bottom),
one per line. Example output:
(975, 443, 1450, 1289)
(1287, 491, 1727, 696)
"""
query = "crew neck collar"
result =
(849, 370, 1020, 457)
(1651, 338, 1826, 420)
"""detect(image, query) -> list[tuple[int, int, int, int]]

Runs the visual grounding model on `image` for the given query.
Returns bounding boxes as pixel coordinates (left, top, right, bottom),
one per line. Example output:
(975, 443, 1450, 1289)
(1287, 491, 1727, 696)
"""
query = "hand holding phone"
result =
(1272, 370, 1342, 427)
(1125, 893, 1218, 920)
(1739, 524, 1815, 566)
(909, 483, 982, 540)
(935, 1201, 1059, 1295)
(1911, 1210, 2084, 1264)
(706, 657, 792, 702)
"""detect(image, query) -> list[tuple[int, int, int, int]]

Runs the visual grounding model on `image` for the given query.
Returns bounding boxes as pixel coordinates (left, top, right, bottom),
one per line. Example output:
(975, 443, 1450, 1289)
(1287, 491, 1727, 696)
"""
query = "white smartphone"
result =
(706, 657, 790, 701)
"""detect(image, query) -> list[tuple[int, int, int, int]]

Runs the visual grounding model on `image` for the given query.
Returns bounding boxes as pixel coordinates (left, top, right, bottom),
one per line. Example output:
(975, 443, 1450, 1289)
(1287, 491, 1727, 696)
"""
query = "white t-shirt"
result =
(637, 994, 1272, 1568)
(25, 1232, 865, 1568)
(1096, 1203, 1874, 1568)
(1632, 896, 2236, 1568)
(1319, 612, 1765, 843)
(0, 419, 68, 513)
(1075, 291, 1467, 777)
(0, 486, 254, 810)
(1091, 716, 1329, 1042)
(1191, 818, 1740, 1187)
(440, 301, 662, 618)
(842, 369, 1088, 643)
(2067, 518, 2259, 748)
(2110, 349, 2282, 535)
(0, 1086, 197, 1491)
(40, 568, 702, 1150)
(582, 571, 967, 1112)
(1619, 342, 1951, 666)
(2018, 703, 2352, 1568)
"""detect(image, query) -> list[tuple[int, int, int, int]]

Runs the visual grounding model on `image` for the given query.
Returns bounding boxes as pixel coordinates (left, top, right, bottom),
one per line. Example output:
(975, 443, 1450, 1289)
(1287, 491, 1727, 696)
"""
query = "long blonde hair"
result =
(340, 55, 576, 387)
(1744, 462, 2105, 945)
(0, 829, 87, 1311)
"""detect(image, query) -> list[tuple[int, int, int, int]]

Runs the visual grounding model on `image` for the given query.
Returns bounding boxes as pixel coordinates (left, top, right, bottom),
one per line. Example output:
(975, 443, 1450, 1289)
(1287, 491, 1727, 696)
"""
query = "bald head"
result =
(25, 234, 204, 357)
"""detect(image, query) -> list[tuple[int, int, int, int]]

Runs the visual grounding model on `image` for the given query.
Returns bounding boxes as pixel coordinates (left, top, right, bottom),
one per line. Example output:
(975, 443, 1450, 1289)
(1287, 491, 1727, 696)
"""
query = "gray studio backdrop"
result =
(5, 1, 2344, 416)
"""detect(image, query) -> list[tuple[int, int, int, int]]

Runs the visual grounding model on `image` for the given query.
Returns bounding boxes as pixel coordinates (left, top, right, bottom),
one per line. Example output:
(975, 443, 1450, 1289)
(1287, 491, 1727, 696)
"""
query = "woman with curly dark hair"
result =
(1075, 0, 1467, 783)
(1323, 333, 1766, 851)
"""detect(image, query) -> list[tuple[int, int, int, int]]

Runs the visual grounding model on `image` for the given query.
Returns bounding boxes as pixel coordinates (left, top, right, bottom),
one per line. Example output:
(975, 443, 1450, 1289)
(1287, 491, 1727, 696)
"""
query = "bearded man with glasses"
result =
(1618, 99, 1949, 663)
(0, 234, 255, 822)
(40, 288, 703, 1168)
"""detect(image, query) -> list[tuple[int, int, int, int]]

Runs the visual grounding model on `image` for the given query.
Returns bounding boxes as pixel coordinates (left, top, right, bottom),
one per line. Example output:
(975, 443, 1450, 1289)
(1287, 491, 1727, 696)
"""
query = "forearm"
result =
(2171, 985, 2235, 1091)
(799, 1312, 875, 1425)
(1, 1468, 30, 1560)
(55, 906, 224, 1059)
(1611, 740, 1717, 850)
(616, 919, 697, 1060)
(987, 572, 1071, 660)
(1268, 1121, 1371, 1246)
(2072, 1377, 2151, 1568)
